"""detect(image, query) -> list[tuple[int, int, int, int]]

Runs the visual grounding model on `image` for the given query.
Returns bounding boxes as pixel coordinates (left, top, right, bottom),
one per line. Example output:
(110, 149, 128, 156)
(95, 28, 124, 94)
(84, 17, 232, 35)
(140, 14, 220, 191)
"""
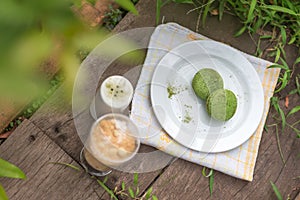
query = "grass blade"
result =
(280, 27, 287, 45)
(218, 0, 226, 21)
(96, 179, 118, 200)
(279, 45, 286, 60)
(136, 186, 140, 196)
(261, 5, 298, 16)
(264, 124, 268, 132)
(271, 97, 286, 131)
(247, 0, 257, 23)
(275, 48, 281, 63)
(202, 0, 214, 26)
(296, 76, 300, 95)
(287, 105, 300, 117)
(202, 167, 213, 177)
(294, 56, 300, 65)
(172, 0, 193, 3)
(288, 35, 296, 45)
(209, 170, 214, 196)
(279, 106, 286, 131)
(156, 0, 162, 25)
(270, 181, 283, 200)
(268, 64, 289, 70)
(275, 71, 289, 93)
(122, 182, 126, 190)
(133, 173, 138, 186)
(0, 184, 8, 200)
(145, 187, 153, 199)
(234, 25, 247, 37)
(49, 162, 81, 172)
(128, 187, 135, 198)
(275, 124, 286, 164)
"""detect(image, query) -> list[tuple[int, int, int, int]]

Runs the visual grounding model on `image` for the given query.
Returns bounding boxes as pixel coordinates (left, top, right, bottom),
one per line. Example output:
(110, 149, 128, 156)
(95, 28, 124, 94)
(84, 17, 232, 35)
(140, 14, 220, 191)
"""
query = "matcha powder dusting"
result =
(182, 110, 192, 123)
(167, 85, 177, 99)
(166, 83, 188, 99)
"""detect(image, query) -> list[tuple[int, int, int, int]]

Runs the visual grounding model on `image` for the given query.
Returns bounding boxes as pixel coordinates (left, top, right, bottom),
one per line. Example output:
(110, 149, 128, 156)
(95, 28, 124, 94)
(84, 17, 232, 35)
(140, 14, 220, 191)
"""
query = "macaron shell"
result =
(206, 89, 237, 121)
(192, 68, 224, 100)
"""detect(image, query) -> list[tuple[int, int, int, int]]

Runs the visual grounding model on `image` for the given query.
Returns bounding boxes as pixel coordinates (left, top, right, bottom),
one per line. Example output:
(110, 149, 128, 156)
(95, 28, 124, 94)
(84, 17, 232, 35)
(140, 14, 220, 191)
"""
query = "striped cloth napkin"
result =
(130, 23, 280, 181)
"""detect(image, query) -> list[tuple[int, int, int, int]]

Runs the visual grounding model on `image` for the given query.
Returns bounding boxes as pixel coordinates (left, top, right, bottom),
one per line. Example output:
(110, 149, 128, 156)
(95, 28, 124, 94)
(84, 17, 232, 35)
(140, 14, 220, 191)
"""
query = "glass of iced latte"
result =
(80, 113, 140, 176)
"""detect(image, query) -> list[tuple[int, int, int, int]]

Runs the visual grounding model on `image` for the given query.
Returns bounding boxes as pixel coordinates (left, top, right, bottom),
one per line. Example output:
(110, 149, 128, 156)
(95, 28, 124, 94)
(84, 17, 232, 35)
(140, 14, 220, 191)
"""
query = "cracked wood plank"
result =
(0, 119, 104, 200)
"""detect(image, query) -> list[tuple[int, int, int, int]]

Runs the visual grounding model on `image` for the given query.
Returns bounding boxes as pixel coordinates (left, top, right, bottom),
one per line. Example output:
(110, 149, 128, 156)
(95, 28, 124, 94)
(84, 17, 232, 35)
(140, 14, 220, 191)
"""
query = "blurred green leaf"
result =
(0, 184, 8, 200)
(152, 195, 158, 200)
(0, 158, 26, 179)
(115, 0, 139, 15)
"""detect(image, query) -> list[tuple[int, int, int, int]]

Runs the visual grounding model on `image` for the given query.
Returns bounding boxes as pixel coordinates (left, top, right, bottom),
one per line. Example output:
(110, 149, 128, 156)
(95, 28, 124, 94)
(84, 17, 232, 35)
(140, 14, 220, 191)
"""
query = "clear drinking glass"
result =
(80, 113, 140, 176)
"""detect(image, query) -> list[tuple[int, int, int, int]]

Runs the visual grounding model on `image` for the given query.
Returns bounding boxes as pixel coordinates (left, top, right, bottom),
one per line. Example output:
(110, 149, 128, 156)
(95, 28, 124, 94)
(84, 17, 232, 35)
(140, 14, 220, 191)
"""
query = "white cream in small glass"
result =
(90, 76, 134, 119)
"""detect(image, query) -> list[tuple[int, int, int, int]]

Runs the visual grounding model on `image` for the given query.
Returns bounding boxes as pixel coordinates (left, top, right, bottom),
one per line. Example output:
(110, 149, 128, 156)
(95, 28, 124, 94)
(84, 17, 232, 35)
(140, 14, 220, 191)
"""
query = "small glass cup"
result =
(80, 113, 140, 176)
(90, 76, 134, 120)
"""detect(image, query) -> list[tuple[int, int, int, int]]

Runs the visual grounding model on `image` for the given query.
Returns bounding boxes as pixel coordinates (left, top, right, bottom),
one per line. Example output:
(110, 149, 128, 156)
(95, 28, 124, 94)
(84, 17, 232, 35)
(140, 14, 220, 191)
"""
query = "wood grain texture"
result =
(0, 119, 104, 200)
(29, 84, 73, 132)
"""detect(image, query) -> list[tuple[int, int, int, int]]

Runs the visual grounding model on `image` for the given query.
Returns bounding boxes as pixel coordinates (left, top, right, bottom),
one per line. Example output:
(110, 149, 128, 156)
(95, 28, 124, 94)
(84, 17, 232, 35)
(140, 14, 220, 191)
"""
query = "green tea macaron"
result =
(192, 68, 224, 100)
(206, 89, 237, 121)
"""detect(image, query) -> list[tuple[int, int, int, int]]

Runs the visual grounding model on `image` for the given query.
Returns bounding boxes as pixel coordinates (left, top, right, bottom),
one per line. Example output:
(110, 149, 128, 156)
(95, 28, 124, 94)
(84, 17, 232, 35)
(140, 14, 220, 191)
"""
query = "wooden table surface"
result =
(1, 0, 299, 199)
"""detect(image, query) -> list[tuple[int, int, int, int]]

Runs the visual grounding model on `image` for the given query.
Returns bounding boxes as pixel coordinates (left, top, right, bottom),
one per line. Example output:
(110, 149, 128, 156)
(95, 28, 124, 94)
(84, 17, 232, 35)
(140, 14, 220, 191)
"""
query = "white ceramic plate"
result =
(150, 40, 264, 153)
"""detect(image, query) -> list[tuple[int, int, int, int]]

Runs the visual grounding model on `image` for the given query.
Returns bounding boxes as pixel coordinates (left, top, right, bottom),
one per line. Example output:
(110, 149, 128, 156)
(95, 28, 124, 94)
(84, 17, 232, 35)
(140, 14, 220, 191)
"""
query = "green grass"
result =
(104, 0, 139, 30)
(202, 167, 214, 196)
(270, 181, 283, 200)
